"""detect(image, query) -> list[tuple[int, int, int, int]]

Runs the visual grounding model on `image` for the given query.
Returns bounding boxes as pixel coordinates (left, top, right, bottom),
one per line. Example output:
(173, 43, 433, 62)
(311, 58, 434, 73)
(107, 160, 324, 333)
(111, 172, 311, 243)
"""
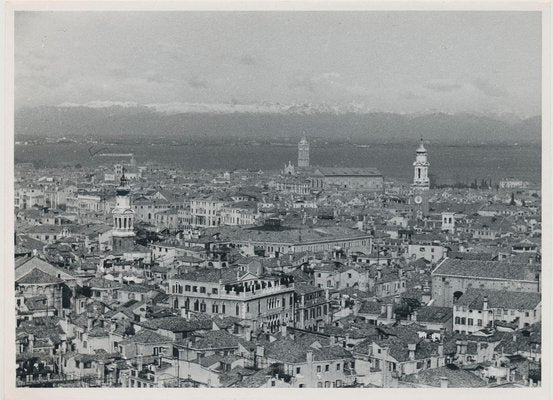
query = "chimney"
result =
(440, 376, 449, 388)
(87, 312, 94, 330)
(306, 350, 313, 365)
(28, 334, 35, 352)
(281, 324, 287, 338)
(438, 343, 444, 357)
(386, 303, 393, 321)
(256, 345, 265, 358)
(398, 267, 403, 277)
(411, 310, 418, 322)
(380, 304, 386, 315)
(377, 266, 382, 280)
(137, 354, 143, 371)
(330, 335, 336, 346)
(482, 296, 489, 311)
(408, 343, 416, 361)
(455, 339, 462, 354)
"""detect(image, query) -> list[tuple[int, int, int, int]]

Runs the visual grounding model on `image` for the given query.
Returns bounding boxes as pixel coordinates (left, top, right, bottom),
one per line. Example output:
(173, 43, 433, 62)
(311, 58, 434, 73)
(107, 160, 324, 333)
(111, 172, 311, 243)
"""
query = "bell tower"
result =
(411, 139, 430, 219)
(413, 138, 430, 190)
(298, 135, 310, 168)
(111, 170, 135, 252)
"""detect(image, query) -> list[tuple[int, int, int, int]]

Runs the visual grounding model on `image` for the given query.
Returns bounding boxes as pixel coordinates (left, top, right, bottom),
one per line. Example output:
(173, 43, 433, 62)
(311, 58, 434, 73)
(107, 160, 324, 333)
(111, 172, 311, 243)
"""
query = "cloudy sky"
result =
(15, 11, 541, 116)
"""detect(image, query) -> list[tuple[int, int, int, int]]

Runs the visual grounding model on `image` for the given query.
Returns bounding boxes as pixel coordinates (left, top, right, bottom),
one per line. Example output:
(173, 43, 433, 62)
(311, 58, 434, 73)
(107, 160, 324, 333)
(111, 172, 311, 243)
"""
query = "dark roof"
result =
(457, 288, 541, 310)
(17, 268, 63, 285)
(137, 316, 212, 333)
(120, 329, 173, 345)
(264, 337, 352, 364)
(402, 365, 487, 387)
(85, 277, 123, 290)
(414, 306, 453, 323)
(432, 259, 539, 281)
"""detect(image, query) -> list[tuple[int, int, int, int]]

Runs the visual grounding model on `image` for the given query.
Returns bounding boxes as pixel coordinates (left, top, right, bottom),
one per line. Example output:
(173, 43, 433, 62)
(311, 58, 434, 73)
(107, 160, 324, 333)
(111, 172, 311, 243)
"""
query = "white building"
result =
(453, 288, 541, 334)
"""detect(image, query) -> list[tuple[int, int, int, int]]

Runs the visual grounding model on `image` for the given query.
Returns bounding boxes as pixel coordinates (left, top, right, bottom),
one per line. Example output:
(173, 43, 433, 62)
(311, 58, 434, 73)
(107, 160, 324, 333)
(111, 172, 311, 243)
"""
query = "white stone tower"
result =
(413, 138, 430, 190)
(298, 135, 310, 168)
(111, 171, 135, 252)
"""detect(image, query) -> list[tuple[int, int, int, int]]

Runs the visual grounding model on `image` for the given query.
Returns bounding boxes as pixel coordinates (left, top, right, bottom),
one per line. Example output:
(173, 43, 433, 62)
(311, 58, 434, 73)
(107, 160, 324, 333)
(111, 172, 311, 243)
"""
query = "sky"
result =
(15, 11, 542, 116)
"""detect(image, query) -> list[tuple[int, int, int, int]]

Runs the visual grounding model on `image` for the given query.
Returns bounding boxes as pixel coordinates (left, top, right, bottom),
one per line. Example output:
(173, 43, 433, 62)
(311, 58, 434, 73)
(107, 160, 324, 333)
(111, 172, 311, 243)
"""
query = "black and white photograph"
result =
(3, 2, 551, 396)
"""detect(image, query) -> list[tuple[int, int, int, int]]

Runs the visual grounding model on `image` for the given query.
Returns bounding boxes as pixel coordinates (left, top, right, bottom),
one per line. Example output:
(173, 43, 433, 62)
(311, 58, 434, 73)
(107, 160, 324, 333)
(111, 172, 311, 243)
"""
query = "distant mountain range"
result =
(15, 103, 541, 143)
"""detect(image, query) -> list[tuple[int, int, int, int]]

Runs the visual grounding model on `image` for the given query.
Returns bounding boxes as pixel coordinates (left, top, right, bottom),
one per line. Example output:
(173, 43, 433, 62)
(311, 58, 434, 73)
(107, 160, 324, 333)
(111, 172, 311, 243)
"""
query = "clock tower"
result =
(411, 139, 430, 219)
(111, 171, 135, 253)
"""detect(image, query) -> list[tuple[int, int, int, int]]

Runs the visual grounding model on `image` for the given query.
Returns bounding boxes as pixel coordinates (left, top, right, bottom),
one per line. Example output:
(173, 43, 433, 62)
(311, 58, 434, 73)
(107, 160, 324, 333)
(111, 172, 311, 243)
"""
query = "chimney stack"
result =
(306, 350, 313, 365)
(440, 376, 449, 388)
(137, 354, 143, 371)
(330, 335, 336, 346)
(483, 296, 489, 311)
(256, 345, 265, 358)
(377, 266, 382, 280)
(408, 343, 416, 361)
(281, 324, 287, 338)
(411, 310, 418, 322)
(438, 343, 444, 357)
(386, 303, 393, 321)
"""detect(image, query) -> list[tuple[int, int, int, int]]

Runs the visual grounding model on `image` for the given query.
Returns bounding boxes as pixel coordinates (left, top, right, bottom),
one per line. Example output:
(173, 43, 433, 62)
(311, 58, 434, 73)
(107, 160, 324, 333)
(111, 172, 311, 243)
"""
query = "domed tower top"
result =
(116, 169, 131, 197)
(416, 138, 427, 154)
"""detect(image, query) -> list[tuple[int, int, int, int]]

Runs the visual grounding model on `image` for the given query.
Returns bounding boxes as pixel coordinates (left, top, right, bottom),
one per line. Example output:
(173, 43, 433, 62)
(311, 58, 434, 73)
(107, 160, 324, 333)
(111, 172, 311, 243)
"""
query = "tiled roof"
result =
(184, 330, 241, 350)
(448, 251, 496, 261)
(414, 306, 453, 323)
(315, 167, 382, 177)
(457, 288, 541, 310)
(264, 337, 352, 364)
(432, 259, 540, 281)
(402, 365, 487, 387)
(120, 329, 173, 345)
(85, 277, 123, 289)
(137, 316, 212, 333)
(294, 282, 322, 295)
(17, 268, 63, 285)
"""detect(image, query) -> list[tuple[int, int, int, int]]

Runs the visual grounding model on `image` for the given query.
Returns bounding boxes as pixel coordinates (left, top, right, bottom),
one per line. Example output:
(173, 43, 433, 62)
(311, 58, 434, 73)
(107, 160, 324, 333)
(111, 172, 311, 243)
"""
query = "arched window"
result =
(453, 291, 463, 302)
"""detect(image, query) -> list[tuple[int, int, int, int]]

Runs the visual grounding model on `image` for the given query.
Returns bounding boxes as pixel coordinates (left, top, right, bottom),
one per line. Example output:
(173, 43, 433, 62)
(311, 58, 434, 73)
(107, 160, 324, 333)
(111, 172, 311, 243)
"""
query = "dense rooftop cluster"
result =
(14, 142, 541, 388)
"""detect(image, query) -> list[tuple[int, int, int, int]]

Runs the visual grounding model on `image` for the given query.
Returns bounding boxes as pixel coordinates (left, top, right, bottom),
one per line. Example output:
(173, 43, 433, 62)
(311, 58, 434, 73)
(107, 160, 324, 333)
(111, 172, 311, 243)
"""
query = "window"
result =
(317, 382, 323, 388)
(317, 365, 321, 373)
(336, 380, 342, 388)
(325, 364, 330, 372)
(468, 318, 473, 326)
(200, 287, 206, 294)
(336, 363, 341, 371)
(296, 367, 301, 374)
(212, 288, 218, 295)
(193, 286, 198, 293)
(185, 285, 191, 292)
